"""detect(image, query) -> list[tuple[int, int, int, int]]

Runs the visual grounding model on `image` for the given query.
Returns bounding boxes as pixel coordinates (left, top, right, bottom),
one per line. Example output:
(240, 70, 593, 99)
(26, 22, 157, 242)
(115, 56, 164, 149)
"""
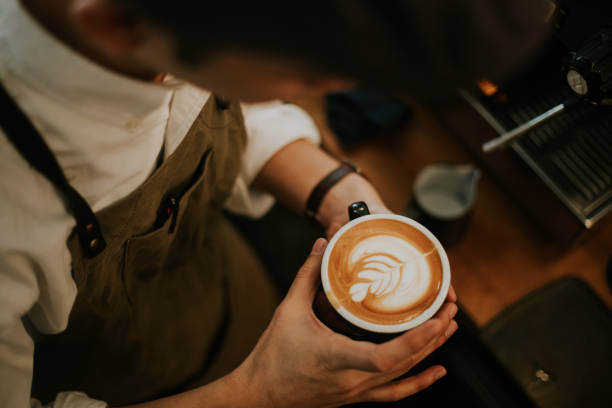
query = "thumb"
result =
(286, 238, 328, 304)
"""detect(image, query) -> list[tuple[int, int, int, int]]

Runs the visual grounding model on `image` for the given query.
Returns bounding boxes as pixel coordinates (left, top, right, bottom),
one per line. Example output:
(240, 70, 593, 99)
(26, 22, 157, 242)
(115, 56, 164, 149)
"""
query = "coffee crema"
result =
(326, 219, 443, 326)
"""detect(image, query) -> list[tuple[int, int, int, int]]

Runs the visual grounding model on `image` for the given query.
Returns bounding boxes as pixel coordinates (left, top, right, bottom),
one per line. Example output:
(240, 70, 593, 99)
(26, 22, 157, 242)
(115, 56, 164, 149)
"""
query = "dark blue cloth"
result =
(325, 90, 412, 147)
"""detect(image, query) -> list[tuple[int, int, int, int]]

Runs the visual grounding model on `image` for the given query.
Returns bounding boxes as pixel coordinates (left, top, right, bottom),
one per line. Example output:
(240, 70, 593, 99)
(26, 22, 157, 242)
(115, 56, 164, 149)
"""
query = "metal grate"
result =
(501, 89, 612, 227)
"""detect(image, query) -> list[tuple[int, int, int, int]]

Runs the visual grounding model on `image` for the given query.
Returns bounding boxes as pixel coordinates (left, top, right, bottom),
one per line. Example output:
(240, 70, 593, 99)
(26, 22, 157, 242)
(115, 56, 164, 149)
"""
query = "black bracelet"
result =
(304, 159, 362, 222)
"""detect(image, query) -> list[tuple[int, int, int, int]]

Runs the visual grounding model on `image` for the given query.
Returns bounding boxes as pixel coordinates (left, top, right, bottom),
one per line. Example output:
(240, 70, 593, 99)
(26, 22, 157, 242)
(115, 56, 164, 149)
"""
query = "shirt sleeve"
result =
(0, 256, 106, 408)
(0, 131, 108, 408)
(0, 255, 37, 408)
(224, 101, 321, 218)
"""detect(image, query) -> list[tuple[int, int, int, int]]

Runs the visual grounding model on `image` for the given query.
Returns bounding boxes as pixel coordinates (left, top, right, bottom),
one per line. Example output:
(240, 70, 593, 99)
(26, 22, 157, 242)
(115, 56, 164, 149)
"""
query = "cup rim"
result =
(321, 213, 451, 333)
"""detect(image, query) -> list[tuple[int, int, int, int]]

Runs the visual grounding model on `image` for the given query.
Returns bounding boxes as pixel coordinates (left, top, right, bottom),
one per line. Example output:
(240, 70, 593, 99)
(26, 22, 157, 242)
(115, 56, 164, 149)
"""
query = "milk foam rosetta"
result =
(327, 219, 443, 326)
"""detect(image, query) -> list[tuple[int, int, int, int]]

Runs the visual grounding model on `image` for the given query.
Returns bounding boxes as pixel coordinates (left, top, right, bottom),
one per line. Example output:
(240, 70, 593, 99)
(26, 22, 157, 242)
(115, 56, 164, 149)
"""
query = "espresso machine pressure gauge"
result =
(483, 27, 612, 153)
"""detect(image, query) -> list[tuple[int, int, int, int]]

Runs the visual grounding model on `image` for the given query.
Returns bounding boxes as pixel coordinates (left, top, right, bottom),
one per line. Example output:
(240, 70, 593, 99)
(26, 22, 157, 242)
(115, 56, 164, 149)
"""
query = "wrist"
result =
(317, 172, 386, 229)
(304, 160, 360, 221)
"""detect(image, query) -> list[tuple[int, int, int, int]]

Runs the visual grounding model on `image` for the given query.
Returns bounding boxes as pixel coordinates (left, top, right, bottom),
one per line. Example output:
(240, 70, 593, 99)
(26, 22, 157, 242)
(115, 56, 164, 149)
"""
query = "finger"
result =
(410, 305, 459, 361)
(395, 319, 458, 375)
(286, 238, 328, 304)
(362, 318, 457, 392)
(445, 319, 459, 339)
(326, 303, 456, 373)
(446, 285, 457, 303)
(433, 319, 458, 349)
(357, 365, 447, 403)
(372, 303, 457, 371)
(372, 317, 458, 388)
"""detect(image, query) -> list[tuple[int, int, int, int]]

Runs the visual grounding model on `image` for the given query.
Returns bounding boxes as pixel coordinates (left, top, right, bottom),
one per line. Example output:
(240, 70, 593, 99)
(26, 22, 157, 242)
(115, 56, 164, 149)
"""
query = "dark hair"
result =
(118, 0, 550, 98)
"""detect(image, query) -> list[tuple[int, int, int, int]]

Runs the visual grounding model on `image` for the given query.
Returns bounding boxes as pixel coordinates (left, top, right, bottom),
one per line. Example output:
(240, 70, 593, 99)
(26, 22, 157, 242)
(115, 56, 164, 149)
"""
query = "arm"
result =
(0, 177, 455, 408)
(0, 318, 37, 408)
(225, 101, 388, 232)
(0, 136, 108, 408)
(254, 139, 389, 236)
(0, 254, 105, 408)
(224, 101, 322, 218)
(124, 105, 457, 408)
(121, 239, 458, 408)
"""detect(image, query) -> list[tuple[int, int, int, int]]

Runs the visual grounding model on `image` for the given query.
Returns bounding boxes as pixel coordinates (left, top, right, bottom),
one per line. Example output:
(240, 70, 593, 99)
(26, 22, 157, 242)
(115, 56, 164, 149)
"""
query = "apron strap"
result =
(0, 82, 106, 258)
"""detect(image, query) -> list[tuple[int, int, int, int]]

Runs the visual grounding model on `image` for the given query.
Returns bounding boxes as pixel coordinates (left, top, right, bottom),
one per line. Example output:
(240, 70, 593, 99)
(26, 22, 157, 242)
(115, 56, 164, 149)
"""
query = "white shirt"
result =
(0, 1, 320, 407)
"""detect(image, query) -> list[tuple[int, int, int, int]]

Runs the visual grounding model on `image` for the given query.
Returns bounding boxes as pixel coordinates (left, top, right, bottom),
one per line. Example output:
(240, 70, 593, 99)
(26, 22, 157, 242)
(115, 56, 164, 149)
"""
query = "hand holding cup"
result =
(231, 239, 458, 407)
(319, 202, 452, 340)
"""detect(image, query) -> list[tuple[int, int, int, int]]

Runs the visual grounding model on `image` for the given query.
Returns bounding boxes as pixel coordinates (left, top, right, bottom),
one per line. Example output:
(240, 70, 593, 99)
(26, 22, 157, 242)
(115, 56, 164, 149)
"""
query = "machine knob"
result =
(565, 27, 612, 104)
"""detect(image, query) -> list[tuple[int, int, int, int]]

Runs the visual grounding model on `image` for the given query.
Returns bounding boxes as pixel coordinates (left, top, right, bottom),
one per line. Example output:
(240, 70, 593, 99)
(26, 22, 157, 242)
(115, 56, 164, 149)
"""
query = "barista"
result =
(0, 1, 545, 407)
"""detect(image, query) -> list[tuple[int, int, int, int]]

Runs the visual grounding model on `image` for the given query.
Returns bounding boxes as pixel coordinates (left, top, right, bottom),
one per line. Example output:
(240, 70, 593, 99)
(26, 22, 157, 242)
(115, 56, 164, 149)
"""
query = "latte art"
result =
(326, 219, 444, 326)
(348, 235, 434, 313)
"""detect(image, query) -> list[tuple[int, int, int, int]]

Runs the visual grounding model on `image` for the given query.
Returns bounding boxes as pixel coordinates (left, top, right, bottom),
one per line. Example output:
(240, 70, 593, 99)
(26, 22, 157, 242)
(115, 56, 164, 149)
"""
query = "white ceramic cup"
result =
(321, 213, 451, 334)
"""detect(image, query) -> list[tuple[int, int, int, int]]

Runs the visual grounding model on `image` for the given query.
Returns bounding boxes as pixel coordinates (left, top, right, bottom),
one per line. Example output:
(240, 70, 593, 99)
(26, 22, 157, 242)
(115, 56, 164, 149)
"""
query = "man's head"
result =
(63, 0, 550, 101)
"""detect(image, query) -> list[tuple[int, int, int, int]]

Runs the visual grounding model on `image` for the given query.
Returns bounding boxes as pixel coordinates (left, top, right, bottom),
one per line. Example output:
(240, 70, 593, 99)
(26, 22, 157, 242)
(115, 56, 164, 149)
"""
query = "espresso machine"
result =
(439, 0, 612, 244)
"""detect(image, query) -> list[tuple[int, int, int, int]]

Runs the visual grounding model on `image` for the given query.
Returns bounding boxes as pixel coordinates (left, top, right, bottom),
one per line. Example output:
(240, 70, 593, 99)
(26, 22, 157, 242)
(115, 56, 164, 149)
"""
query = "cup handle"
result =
(348, 201, 370, 220)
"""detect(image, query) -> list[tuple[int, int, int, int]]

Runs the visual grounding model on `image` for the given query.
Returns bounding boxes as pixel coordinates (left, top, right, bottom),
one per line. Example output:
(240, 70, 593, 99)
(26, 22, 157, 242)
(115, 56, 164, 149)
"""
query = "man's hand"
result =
(231, 238, 458, 408)
(121, 239, 457, 408)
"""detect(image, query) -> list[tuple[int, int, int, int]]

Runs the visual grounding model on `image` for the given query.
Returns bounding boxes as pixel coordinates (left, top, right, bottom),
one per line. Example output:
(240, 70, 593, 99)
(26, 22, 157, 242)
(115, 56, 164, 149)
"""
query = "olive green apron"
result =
(27, 96, 279, 406)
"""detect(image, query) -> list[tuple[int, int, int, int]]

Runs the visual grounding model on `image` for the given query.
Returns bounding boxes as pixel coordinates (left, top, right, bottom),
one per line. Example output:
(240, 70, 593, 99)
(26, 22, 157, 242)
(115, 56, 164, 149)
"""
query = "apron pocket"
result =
(123, 149, 213, 296)
(172, 149, 215, 231)
(124, 221, 172, 282)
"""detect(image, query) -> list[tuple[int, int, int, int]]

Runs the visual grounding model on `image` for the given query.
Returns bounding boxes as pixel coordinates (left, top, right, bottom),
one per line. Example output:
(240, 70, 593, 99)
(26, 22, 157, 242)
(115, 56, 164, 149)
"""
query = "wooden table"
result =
(295, 96, 612, 326)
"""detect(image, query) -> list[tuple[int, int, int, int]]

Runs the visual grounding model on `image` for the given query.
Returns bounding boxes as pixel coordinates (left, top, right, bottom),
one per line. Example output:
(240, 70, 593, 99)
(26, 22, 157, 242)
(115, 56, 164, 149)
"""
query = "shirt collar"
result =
(0, 0, 179, 127)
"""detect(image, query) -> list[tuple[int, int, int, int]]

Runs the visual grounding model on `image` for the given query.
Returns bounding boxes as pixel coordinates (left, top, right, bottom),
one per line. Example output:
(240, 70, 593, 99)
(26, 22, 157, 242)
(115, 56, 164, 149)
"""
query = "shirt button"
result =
(124, 117, 142, 130)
